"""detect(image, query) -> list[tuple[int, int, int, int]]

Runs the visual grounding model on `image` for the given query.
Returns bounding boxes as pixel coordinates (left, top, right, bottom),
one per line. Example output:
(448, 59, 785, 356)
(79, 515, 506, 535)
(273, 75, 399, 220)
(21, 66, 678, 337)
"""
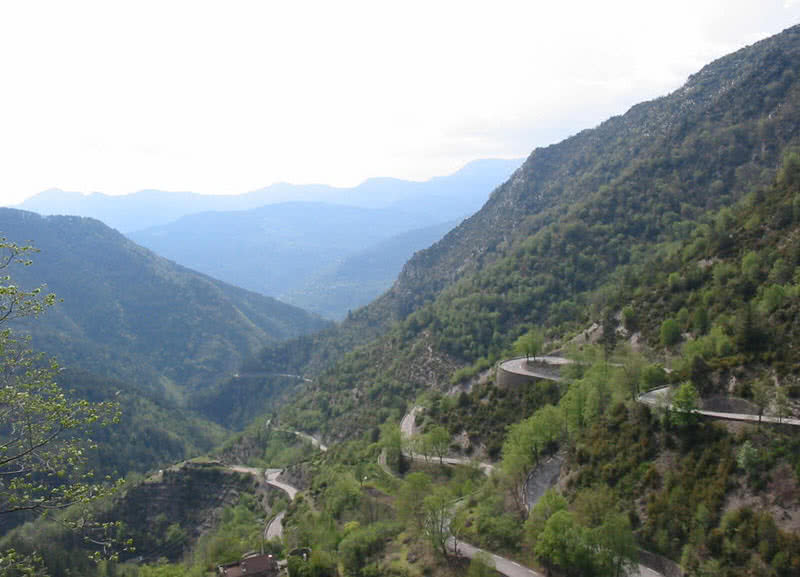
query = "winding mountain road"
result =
(266, 468, 298, 500)
(638, 385, 800, 426)
(398, 408, 542, 576)
(502, 356, 800, 427)
(265, 511, 286, 541)
(396, 355, 676, 577)
(227, 466, 299, 540)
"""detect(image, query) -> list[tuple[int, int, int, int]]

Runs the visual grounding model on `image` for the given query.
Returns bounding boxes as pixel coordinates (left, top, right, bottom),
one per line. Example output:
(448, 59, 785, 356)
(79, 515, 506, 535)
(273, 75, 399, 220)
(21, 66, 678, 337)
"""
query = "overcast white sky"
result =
(1, 1, 799, 204)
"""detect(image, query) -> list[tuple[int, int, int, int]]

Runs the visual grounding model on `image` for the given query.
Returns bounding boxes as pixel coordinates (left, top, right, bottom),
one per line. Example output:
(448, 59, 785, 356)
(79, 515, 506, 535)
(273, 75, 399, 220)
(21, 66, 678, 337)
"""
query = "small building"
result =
(218, 553, 278, 577)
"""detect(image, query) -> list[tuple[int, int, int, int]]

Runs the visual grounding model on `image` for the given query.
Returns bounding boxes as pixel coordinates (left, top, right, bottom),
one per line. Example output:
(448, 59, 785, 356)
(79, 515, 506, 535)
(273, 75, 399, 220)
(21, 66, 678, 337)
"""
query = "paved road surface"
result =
(400, 406, 421, 437)
(524, 455, 564, 511)
(638, 386, 800, 426)
(261, 469, 299, 540)
(227, 466, 295, 541)
(449, 538, 544, 577)
(265, 511, 286, 541)
(401, 406, 494, 475)
(266, 468, 299, 500)
(269, 426, 329, 451)
(498, 357, 568, 382)
(229, 465, 261, 476)
(406, 451, 495, 475)
(499, 358, 800, 428)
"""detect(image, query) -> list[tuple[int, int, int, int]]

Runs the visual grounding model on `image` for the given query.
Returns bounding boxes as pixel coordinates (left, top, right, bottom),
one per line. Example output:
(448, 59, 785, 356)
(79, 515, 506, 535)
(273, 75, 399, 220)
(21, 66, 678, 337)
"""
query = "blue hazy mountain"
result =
(15, 158, 523, 232)
(281, 220, 457, 319)
(128, 203, 454, 310)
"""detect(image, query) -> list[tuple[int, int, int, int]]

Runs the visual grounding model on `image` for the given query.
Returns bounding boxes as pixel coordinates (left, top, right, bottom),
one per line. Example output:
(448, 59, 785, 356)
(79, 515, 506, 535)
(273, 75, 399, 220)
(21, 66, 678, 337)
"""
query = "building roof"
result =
(218, 553, 278, 577)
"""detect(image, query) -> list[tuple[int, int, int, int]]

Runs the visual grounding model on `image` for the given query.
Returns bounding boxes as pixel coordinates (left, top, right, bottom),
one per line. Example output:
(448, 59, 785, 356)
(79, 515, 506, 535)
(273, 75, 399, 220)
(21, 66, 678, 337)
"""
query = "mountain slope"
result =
(237, 24, 800, 437)
(378, 24, 800, 322)
(281, 220, 457, 319)
(0, 208, 328, 395)
(127, 202, 453, 302)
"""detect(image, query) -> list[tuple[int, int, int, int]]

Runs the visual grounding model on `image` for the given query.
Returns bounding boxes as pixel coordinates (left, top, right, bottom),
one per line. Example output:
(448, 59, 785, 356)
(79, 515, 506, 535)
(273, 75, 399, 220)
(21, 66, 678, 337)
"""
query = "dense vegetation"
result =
(0, 208, 328, 397)
(202, 23, 800, 434)
(6, 24, 800, 577)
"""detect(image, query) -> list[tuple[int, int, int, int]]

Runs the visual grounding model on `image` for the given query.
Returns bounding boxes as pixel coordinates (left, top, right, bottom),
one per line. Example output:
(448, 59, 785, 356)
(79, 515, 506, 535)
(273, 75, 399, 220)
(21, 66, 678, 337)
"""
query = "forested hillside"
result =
(7, 23, 800, 577)
(0, 208, 328, 397)
(204, 24, 800, 432)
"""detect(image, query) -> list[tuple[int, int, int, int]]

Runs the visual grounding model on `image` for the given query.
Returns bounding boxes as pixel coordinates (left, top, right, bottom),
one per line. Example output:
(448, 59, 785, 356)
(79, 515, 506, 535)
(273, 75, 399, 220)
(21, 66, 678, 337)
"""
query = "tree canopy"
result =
(0, 240, 122, 567)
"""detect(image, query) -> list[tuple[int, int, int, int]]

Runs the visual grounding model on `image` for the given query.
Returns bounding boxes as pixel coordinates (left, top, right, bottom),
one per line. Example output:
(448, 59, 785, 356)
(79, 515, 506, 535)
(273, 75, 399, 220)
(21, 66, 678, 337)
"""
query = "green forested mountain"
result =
(59, 368, 228, 479)
(0, 208, 328, 397)
(208, 24, 800, 433)
(8, 23, 800, 577)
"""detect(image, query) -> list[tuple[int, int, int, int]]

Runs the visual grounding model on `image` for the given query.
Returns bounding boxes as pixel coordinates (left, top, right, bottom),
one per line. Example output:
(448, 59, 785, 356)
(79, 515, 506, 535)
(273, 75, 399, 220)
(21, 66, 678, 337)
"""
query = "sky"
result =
(1, 1, 799, 205)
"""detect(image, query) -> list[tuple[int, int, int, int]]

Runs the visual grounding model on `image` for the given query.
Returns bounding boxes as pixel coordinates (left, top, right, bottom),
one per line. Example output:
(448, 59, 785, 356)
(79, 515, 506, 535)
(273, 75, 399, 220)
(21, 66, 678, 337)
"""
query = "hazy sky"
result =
(1, 1, 799, 204)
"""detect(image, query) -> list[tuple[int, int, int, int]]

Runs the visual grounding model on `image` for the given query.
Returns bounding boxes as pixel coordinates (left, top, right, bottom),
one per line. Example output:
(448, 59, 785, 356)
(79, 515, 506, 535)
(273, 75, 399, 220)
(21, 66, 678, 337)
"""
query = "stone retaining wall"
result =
(496, 362, 537, 387)
(638, 549, 684, 577)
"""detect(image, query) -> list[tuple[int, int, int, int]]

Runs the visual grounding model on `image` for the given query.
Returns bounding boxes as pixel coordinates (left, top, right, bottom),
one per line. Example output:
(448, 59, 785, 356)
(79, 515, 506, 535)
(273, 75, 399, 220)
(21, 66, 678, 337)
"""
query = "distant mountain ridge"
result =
(127, 203, 462, 314)
(14, 158, 523, 233)
(0, 208, 328, 398)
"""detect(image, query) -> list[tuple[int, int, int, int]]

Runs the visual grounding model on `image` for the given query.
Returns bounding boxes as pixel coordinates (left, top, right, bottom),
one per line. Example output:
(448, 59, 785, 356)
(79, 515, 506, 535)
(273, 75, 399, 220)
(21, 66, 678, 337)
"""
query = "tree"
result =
(736, 440, 758, 473)
(502, 405, 564, 516)
(407, 432, 432, 463)
(595, 513, 637, 577)
(660, 318, 681, 348)
(599, 308, 618, 361)
(0, 240, 121, 566)
(396, 473, 431, 531)
(524, 489, 567, 548)
(750, 378, 771, 426)
(692, 307, 710, 335)
(671, 381, 699, 428)
(735, 304, 766, 353)
(535, 510, 589, 576)
(775, 386, 790, 423)
(379, 423, 403, 472)
(426, 426, 451, 465)
(0, 343, 118, 517)
(621, 306, 637, 332)
(514, 328, 544, 362)
(616, 346, 645, 401)
(422, 487, 453, 558)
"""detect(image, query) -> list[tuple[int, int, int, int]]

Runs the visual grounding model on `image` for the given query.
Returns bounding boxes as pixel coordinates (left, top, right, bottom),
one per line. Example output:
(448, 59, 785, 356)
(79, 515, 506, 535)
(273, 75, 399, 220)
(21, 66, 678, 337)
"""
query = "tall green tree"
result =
(396, 472, 432, 531)
(660, 318, 681, 348)
(426, 426, 451, 465)
(379, 422, 403, 472)
(0, 240, 122, 567)
(422, 487, 454, 558)
(750, 378, 771, 426)
(514, 328, 544, 362)
(671, 381, 699, 428)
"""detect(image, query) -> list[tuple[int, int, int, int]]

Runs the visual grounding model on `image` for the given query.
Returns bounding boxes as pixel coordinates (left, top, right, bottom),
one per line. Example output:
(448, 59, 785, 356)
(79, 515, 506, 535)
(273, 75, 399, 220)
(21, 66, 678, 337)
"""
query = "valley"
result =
(2, 20, 800, 577)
